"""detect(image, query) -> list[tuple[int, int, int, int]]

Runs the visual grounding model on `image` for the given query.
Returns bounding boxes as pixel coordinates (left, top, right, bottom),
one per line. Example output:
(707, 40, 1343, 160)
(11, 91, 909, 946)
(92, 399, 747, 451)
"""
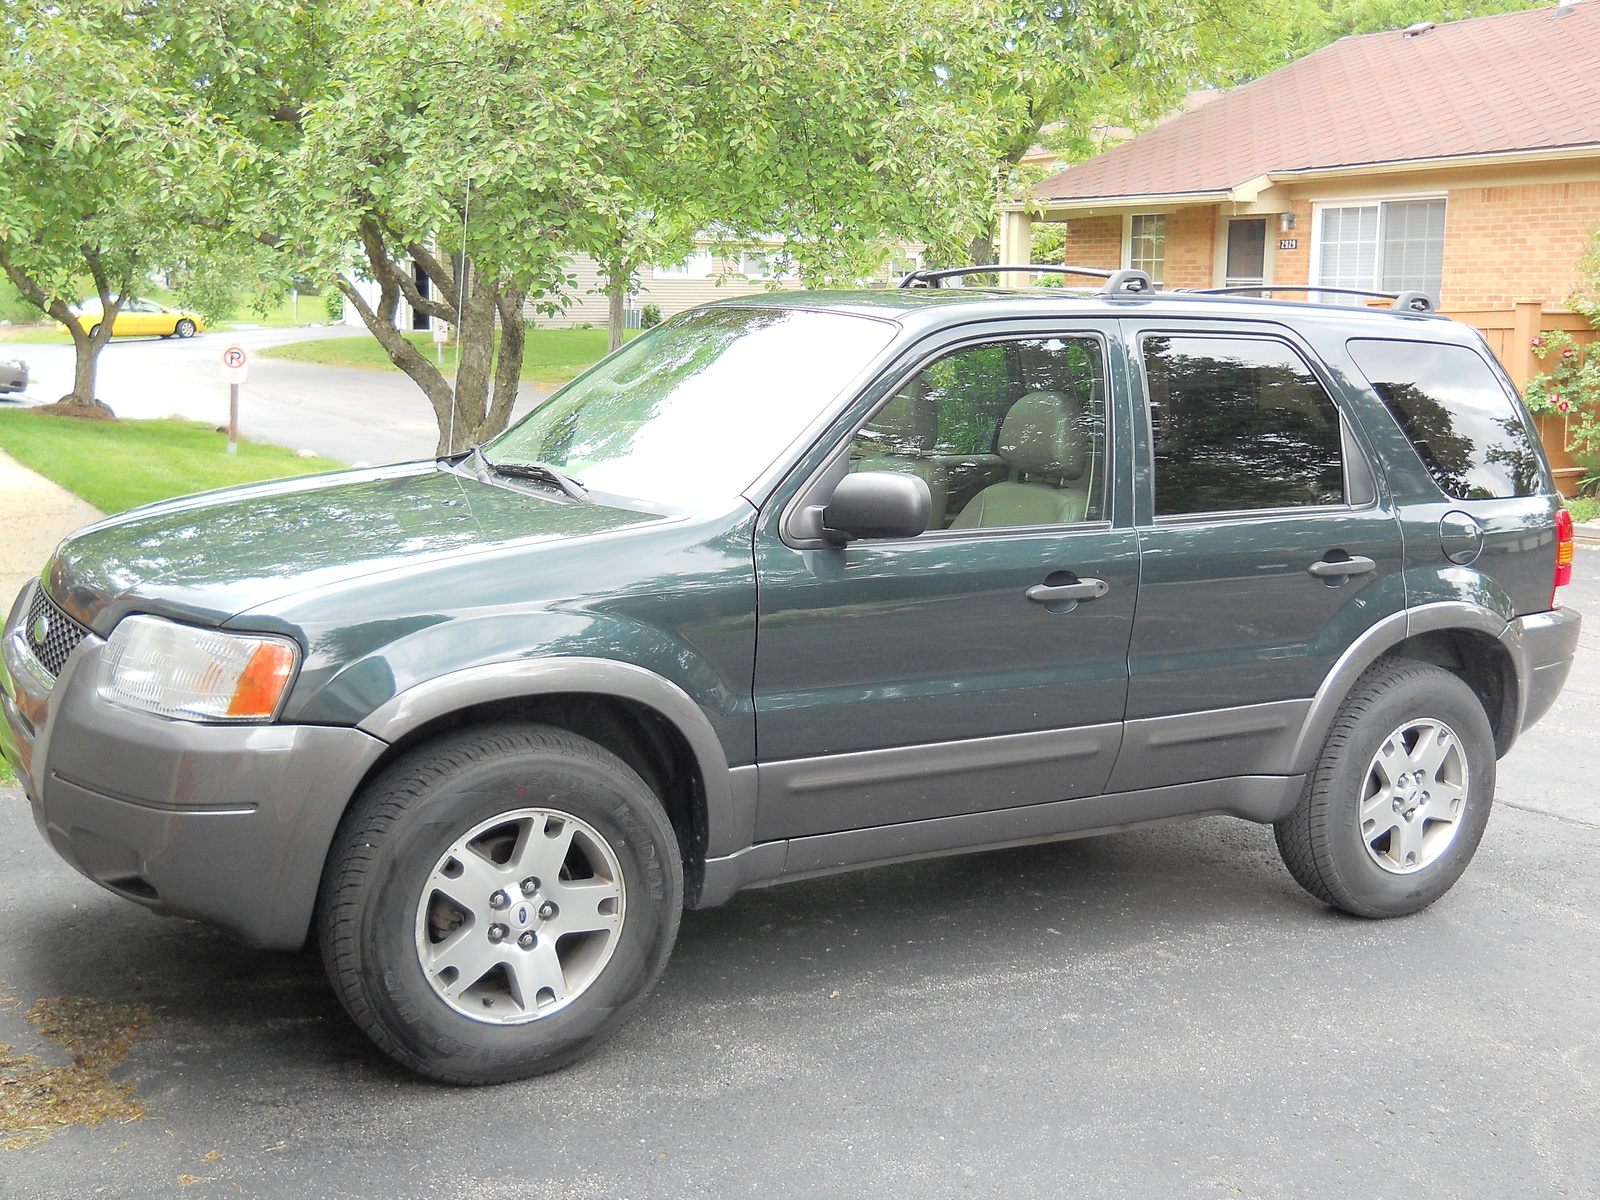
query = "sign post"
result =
(432, 319, 449, 366)
(220, 345, 249, 455)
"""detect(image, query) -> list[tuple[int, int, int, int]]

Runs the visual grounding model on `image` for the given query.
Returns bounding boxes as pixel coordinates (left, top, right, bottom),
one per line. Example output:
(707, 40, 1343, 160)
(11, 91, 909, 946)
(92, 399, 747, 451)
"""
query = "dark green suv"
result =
(1, 271, 1581, 1083)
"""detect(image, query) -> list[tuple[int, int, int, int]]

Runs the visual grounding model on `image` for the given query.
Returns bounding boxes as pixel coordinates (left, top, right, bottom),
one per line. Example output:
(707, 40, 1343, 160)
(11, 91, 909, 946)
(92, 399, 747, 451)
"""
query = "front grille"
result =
(22, 586, 89, 678)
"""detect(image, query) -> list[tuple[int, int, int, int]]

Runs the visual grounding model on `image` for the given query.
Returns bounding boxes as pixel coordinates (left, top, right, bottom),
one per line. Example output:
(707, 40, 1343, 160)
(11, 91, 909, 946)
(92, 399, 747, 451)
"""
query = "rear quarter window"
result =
(1347, 338, 1543, 499)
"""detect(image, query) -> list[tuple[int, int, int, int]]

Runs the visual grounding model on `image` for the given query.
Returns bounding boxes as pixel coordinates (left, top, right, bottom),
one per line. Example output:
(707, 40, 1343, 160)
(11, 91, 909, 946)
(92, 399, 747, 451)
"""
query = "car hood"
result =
(46, 463, 664, 635)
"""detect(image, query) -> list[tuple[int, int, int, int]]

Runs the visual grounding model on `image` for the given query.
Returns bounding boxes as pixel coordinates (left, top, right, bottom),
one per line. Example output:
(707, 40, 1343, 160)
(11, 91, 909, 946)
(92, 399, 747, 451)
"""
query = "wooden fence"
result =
(1441, 300, 1598, 495)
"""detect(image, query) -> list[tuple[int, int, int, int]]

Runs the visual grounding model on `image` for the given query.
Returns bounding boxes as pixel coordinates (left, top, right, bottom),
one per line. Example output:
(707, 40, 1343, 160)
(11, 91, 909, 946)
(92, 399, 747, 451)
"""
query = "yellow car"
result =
(58, 299, 205, 339)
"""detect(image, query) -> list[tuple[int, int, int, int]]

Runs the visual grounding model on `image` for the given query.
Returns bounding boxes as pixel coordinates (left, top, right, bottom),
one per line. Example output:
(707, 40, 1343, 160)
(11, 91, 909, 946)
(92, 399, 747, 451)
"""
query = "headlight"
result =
(98, 616, 299, 722)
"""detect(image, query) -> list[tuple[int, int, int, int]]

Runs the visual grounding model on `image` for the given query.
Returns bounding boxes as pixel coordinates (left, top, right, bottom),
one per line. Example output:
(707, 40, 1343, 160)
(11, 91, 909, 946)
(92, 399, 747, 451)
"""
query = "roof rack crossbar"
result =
(897, 263, 1154, 297)
(1186, 284, 1434, 313)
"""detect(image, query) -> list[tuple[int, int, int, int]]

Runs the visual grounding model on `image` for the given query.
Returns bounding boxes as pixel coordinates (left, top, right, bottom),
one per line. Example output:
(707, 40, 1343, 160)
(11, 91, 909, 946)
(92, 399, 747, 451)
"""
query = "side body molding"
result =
(1286, 600, 1513, 775)
(357, 656, 750, 857)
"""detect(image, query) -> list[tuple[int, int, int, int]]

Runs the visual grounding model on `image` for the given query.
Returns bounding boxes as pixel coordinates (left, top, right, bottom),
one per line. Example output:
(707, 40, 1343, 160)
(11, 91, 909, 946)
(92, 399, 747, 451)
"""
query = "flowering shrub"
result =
(1522, 330, 1600, 458)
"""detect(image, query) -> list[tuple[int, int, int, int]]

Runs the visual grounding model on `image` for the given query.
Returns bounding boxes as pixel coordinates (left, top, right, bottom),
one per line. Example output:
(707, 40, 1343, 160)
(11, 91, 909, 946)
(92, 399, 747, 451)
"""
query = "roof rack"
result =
(897, 264, 1156, 297)
(1184, 284, 1434, 314)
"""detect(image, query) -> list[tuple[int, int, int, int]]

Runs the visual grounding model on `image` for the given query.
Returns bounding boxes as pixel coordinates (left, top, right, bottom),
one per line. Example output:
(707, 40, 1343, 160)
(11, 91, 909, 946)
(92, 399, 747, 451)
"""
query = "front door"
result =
(1110, 321, 1408, 792)
(752, 327, 1138, 841)
(1225, 218, 1268, 289)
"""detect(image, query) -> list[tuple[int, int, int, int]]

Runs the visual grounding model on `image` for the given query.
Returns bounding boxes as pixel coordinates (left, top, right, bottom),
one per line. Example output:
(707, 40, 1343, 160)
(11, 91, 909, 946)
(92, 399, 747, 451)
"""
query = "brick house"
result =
(997, 0, 1600, 487)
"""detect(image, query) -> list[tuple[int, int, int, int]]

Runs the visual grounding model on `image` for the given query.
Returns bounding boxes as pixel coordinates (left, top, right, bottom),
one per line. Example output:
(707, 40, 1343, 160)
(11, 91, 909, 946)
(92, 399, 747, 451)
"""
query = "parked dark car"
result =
(2, 269, 1581, 1084)
(0, 355, 26, 394)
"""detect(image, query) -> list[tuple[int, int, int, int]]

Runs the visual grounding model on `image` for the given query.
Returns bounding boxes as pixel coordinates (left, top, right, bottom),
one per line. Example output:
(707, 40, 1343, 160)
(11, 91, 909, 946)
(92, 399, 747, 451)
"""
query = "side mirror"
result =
(821, 471, 932, 543)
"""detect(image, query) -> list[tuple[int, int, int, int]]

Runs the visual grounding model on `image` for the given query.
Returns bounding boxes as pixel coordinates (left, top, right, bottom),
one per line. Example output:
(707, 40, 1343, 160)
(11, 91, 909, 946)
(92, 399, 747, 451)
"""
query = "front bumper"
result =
(3, 581, 388, 949)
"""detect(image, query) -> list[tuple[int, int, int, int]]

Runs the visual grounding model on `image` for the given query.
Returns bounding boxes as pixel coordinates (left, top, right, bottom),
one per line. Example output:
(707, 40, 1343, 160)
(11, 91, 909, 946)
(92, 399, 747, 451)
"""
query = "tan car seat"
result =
(949, 390, 1094, 528)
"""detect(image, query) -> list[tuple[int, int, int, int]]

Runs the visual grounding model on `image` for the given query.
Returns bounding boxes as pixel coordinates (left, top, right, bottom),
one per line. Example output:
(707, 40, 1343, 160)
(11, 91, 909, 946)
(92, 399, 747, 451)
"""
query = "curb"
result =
(1575, 520, 1600, 549)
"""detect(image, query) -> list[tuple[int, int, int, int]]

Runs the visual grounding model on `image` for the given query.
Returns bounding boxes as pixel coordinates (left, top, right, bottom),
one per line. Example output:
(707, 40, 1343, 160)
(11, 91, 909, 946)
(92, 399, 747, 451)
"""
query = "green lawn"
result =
(0, 410, 345, 514)
(1566, 496, 1600, 523)
(215, 288, 340, 330)
(0, 325, 70, 344)
(261, 327, 638, 387)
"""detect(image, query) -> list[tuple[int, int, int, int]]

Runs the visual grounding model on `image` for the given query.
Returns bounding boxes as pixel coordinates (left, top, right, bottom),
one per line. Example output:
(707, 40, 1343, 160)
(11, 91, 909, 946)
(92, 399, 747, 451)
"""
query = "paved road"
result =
(1, 328, 551, 465)
(0, 560, 1596, 1199)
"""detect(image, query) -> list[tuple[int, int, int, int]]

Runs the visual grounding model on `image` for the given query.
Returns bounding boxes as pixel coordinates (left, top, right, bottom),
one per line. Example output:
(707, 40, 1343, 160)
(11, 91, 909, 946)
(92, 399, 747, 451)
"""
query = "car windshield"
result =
(485, 306, 896, 511)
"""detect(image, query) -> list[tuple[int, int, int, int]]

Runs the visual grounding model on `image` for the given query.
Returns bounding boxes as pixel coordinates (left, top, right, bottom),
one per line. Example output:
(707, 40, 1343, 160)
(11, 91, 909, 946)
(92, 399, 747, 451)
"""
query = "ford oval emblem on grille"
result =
(30, 611, 50, 646)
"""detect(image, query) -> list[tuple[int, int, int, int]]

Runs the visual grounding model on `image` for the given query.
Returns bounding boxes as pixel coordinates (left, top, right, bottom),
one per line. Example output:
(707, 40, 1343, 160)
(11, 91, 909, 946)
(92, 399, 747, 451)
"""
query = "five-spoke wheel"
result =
(1276, 658, 1494, 918)
(319, 724, 682, 1084)
(416, 808, 625, 1022)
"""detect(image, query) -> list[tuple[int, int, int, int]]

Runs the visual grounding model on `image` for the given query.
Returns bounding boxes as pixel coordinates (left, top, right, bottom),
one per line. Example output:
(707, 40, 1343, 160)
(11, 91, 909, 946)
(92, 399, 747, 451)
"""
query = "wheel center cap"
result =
(515, 904, 530, 927)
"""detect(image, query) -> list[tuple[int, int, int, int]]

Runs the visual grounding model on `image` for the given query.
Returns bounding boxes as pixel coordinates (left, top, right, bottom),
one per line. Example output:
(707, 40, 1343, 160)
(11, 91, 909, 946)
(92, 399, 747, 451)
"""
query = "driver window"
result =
(849, 336, 1108, 530)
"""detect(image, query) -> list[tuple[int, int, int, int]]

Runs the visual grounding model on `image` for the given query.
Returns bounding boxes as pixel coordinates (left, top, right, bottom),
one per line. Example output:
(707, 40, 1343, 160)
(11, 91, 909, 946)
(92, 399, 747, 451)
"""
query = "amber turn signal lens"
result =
(227, 641, 298, 718)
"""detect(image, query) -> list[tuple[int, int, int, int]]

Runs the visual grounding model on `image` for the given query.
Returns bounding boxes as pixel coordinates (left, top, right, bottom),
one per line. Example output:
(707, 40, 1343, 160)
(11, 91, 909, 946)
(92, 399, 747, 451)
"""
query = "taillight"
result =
(1553, 507, 1574, 607)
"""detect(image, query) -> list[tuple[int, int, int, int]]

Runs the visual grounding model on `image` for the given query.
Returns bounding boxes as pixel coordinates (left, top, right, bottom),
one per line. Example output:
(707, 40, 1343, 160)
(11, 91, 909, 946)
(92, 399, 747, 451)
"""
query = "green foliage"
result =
(640, 305, 662, 329)
(0, 412, 345, 514)
(0, 277, 40, 325)
(1524, 331, 1600, 459)
(1264, 0, 1546, 62)
(1570, 227, 1600, 324)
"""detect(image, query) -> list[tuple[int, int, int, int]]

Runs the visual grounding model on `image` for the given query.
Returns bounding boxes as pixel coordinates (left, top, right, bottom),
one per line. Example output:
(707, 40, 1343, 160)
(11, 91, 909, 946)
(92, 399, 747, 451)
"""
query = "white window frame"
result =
(1212, 215, 1276, 290)
(654, 248, 715, 280)
(1310, 193, 1446, 300)
(738, 247, 797, 281)
(1122, 213, 1168, 285)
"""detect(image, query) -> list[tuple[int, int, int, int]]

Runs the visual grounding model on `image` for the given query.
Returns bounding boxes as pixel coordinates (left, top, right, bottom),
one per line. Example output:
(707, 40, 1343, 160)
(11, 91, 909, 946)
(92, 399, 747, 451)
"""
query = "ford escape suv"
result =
(1, 267, 1581, 1083)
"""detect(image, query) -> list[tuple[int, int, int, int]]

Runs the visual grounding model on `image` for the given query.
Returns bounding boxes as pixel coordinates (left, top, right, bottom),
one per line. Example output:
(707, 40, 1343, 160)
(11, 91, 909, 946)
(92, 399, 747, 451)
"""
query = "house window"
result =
(1127, 214, 1167, 283)
(1315, 199, 1445, 303)
(654, 249, 715, 280)
(738, 249, 796, 281)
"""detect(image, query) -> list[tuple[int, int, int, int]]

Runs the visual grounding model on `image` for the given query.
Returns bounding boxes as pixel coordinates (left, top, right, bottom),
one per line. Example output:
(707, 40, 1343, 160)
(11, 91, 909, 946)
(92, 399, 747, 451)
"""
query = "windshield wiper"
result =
(483, 456, 590, 503)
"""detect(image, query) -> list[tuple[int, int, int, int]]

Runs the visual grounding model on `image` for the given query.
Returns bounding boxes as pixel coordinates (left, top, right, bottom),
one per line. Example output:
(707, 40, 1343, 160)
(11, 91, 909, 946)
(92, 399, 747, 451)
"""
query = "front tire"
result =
(174, 319, 197, 338)
(1275, 658, 1495, 919)
(318, 724, 683, 1084)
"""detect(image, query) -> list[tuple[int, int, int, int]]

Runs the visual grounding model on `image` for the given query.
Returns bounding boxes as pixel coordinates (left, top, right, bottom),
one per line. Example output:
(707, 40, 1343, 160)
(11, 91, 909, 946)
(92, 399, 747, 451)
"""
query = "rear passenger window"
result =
(1141, 335, 1345, 516)
(851, 336, 1107, 529)
(1347, 339, 1540, 499)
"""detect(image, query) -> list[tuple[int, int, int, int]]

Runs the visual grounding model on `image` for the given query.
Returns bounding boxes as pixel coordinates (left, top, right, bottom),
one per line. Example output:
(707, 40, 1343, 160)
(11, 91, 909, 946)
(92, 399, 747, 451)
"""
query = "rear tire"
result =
(1275, 657, 1495, 919)
(318, 723, 683, 1084)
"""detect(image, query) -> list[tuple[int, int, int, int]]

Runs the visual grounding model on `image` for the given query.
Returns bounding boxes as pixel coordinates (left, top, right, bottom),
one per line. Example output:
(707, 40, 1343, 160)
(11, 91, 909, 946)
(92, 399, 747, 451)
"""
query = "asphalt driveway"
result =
(0, 558, 1595, 1199)
(1, 328, 551, 465)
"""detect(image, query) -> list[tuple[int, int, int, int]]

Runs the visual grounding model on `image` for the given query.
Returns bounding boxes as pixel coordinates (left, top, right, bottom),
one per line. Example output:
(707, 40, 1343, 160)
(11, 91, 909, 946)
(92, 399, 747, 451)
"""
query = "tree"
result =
(908, 0, 1278, 268)
(0, 2, 215, 412)
(264, 0, 987, 455)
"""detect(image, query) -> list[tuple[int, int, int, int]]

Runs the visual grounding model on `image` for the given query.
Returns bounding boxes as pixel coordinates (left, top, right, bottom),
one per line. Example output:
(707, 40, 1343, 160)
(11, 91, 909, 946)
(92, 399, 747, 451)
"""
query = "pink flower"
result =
(1563, 348, 1577, 359)
(1557, 399, 1571, 413)
(1532, 335, 1545, 347)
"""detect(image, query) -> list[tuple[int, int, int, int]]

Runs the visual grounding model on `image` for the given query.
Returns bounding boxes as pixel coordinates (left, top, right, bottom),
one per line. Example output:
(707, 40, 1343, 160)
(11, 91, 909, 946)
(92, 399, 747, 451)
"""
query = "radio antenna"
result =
(447, 173, 471, 454)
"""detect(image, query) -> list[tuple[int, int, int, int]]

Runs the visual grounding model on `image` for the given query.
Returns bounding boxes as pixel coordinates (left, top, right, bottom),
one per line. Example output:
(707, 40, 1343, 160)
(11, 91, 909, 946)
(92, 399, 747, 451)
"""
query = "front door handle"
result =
(1026, 578, 1110, 604)
(1307, 555, 1377, 579)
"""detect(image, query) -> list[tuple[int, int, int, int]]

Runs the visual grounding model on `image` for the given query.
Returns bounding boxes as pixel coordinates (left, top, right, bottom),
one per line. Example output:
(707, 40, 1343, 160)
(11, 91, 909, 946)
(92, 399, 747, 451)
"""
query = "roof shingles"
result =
(1034, 3, 1600, 203)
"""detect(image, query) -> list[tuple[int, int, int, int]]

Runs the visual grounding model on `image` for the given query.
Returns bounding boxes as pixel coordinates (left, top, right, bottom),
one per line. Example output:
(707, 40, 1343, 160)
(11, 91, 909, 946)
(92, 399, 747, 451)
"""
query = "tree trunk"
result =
(968, 225, 997, 269)
(344, 218, 532, 457)
(0, 243, 117, 415)
(606, 265, 627, 354)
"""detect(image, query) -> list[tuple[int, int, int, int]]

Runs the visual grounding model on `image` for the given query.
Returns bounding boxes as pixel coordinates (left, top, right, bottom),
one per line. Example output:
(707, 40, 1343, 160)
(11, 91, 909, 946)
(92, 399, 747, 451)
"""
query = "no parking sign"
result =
(220, 344, 249, 384)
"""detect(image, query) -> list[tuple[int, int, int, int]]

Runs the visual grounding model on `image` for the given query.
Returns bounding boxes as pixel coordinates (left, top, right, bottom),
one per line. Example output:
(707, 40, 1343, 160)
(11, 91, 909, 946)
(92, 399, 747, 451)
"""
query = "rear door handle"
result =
(1026, 578, 1110, 603)
(1307, 555, 1377, 579)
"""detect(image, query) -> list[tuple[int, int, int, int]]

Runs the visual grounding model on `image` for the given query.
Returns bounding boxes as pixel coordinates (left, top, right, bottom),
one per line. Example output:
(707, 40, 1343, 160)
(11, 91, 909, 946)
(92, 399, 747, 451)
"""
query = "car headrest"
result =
(998, 391, 1088, 481)
(862, 381, 938, 453)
